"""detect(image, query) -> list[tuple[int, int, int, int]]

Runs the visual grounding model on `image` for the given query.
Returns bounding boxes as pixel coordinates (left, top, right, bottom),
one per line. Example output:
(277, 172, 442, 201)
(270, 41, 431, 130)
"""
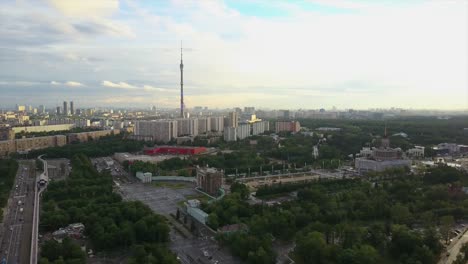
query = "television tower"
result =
(180, 42, 184, 118)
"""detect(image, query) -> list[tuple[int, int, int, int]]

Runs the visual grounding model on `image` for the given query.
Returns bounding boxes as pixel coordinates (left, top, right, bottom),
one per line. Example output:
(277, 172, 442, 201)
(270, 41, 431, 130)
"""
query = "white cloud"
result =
(101, 81, 137, 89)
(50, 81, 84, 87)
(65, 81, 84, 87)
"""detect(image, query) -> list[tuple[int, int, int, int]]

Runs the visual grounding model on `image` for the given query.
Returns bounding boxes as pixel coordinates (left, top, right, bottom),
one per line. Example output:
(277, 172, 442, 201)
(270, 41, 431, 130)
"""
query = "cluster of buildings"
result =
(0, 128, 119, 157)
(433, 143, 468, 156)
(355, 131, 411, 173)
(132, 113, 271, 143)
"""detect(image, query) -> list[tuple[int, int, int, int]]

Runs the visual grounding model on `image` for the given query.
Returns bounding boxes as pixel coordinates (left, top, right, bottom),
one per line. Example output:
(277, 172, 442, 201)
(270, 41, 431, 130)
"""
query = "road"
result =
(30, 155, 47, 264)
(442, 230, 468, 264)
(0, 161, 35, 264)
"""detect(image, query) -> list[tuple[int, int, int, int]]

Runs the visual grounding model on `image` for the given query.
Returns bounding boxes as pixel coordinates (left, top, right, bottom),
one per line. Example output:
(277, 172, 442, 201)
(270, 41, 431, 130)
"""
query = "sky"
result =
(0, 0, 467, 110)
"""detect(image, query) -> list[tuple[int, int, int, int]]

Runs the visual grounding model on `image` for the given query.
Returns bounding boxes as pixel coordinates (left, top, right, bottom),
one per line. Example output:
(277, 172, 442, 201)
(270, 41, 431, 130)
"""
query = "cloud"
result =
(47, 0, 119, 18)
(65, 81, 84, 87)
(101, 81, 137, 89)
(50, 81, 84, 87)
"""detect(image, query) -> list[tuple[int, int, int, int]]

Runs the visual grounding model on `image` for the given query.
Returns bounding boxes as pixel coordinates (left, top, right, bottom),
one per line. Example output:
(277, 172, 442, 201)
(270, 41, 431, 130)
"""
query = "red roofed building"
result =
(144, 146, 207, 155)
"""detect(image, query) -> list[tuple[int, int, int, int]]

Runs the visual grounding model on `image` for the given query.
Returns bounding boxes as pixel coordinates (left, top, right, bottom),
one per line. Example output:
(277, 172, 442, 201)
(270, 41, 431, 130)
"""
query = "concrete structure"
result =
(275, 120, 301, 133)
(67, 129, 119, 143)
(196, 166, 223, 196)
(136, 172, 152, 183)
(134, 120, 178, 143)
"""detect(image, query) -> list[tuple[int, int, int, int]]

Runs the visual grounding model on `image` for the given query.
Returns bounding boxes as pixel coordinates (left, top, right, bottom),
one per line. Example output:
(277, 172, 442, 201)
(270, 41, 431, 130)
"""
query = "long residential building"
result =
(0, 135, 67, 156)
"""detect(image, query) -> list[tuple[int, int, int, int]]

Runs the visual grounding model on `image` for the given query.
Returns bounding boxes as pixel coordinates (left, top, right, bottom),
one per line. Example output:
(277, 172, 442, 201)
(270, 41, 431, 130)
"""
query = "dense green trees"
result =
(0, 159, 18, 220)
(39, 238, 86, 264)
(204, 165, 468, 263)
(40, 154, 176, 263)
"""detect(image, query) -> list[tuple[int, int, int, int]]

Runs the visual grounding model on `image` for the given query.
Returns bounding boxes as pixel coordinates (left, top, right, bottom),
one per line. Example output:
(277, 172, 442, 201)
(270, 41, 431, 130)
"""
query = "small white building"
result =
(407, 146, 425, 158)
(136, 172, 152, 183)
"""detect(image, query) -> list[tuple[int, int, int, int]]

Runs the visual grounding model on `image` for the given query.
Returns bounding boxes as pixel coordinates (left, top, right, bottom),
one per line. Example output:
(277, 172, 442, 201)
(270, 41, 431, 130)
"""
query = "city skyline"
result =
(0, 0, 467, 110)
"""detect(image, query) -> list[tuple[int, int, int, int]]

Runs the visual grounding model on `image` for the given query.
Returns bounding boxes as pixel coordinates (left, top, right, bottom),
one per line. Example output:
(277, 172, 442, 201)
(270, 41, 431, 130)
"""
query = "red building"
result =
(144, 146, 207, 155)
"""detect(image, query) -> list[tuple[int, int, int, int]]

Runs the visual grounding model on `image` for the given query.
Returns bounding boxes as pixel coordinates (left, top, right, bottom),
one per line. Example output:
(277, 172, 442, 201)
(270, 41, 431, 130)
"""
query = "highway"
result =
(30, 155, 47, 264)
(0, 161, 35, 264)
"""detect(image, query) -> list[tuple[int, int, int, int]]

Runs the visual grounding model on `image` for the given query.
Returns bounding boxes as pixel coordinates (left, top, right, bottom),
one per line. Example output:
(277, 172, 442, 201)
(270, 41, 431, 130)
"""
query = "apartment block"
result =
(134, 120, 177, 143)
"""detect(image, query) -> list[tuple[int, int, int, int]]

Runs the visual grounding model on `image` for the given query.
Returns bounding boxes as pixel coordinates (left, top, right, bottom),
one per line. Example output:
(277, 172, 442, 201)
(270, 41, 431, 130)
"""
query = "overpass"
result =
(30, 155, 48, 264)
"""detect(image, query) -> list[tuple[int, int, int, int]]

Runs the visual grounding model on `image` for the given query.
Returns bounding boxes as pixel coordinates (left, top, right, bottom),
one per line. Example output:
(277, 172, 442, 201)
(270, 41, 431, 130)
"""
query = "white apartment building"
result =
(134, 120, 178, 143)
(223, 127, 237, 142)
(210, 116, 224, 132)
(198, 118, 211, 134)
(177, 118, 199, 137)
(236, 124, 251, 140)
(251, 121, 269, 135)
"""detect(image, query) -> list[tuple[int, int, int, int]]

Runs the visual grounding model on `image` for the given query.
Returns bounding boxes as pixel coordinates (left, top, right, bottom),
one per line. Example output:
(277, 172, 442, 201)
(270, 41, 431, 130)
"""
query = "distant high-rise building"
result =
(17, 105, 25, 112)
(56, 106, 61, 115)
(244, 107, 255, 114)
(70, 101, 74, 115)
(39, 105, 45, 114)
(228, 112, 238, 128)
(63, 101, 68, 115)
(275, 120, 301, 133)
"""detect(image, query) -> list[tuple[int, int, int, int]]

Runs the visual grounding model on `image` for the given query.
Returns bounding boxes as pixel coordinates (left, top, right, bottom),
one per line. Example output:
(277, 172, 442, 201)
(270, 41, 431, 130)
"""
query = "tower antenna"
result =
(180, 40, 184, 118)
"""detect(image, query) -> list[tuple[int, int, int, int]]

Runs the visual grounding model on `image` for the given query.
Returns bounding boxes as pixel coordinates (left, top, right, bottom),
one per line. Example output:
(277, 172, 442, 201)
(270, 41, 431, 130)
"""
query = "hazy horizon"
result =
(1, 0, 467, 110)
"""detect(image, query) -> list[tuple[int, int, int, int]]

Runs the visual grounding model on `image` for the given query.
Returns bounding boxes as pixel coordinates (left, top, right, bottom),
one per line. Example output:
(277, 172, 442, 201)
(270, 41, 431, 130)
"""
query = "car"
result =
(9, 227, 13, 231)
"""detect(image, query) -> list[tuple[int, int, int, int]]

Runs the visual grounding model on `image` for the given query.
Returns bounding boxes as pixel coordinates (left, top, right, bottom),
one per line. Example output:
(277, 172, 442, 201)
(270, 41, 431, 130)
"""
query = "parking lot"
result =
(120, 182, 197, 215)
(119, 182, 241, 264)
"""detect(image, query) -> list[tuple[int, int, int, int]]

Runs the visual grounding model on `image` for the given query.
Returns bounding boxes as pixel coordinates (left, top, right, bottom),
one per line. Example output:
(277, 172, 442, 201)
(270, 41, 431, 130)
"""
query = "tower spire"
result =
(180, 41, 184, 118)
